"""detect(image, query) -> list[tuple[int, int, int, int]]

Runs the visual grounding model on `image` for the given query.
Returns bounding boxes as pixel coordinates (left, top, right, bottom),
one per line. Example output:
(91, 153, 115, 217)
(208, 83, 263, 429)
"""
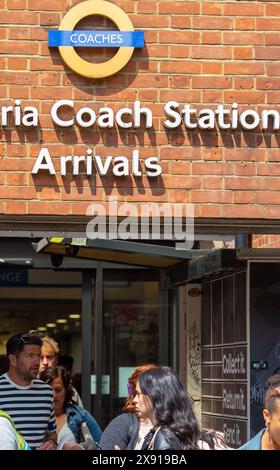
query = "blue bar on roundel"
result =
(48, 30, 144, 47)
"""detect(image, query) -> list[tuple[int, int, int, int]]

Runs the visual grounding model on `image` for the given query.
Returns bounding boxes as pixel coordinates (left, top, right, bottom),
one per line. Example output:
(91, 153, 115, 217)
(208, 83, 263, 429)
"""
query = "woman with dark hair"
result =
(40, 366, 102, 449)
(134, 366, 230, 450)
(99, 364, 157, 449)
(135, 366, 201, 450)
(239, 373, 280, 450)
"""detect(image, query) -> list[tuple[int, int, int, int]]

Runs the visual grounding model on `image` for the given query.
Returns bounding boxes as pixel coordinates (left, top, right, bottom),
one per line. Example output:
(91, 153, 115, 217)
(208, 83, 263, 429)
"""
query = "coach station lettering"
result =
(223, 349, 246, 378)
(2, 100, 280, 131)
(2, 99, 280, 177)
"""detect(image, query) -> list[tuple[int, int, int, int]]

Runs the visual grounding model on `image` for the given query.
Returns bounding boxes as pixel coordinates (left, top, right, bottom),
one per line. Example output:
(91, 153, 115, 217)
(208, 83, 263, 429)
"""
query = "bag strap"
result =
(127, 413, 135, 441)
(147, 426, 161, 450)
(141, 426, 161, 450)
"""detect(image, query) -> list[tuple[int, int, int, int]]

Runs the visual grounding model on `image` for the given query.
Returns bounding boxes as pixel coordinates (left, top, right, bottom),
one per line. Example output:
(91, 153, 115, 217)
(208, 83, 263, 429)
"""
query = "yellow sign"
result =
(57, 0, 136, 79)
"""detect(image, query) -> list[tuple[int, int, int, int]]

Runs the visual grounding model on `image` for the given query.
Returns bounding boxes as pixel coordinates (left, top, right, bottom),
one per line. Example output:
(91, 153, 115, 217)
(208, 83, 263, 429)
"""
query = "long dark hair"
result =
(138, 366, 200, 449)
(40, 365, 74, 411)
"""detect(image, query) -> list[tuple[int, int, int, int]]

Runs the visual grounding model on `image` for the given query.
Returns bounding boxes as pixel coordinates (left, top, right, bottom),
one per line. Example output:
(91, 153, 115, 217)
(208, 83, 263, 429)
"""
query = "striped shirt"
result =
(0, 373, 56, 449)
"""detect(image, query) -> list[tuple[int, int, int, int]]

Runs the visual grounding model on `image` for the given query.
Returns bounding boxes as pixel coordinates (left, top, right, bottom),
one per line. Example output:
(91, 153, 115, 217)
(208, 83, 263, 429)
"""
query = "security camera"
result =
(51, 253, 64, 267)
(65, 245, 79, 257)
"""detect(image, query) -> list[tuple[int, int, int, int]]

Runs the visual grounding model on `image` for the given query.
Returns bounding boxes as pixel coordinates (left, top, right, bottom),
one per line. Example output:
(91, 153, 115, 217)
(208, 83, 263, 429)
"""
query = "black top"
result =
(99, 413, 139, 450)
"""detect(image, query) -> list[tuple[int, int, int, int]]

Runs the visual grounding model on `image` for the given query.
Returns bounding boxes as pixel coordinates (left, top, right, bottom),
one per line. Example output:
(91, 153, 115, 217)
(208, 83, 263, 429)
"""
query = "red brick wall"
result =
(253, 234, 280, 248)
(1, 1, 280, 219)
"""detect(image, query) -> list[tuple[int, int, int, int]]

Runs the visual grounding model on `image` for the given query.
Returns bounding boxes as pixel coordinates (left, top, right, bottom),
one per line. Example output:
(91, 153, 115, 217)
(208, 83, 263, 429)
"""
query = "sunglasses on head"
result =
(17, 334, 36, 345)
(265, 386, 280, 408)
(127, 383, 134, 397)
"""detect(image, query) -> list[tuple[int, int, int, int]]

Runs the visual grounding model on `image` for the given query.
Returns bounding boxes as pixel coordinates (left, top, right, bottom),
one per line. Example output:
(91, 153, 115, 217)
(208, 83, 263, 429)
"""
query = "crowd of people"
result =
(0, 331, 280, 451)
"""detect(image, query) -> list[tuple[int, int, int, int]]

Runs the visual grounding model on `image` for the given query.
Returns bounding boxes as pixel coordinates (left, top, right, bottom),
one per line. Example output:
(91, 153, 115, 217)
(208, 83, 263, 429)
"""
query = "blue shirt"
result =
(239, 429, 264, 450)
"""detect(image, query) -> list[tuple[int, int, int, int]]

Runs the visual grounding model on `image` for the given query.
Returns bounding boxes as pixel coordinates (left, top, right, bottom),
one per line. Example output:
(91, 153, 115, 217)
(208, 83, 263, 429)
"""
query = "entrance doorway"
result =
(0, 269, 82, 397)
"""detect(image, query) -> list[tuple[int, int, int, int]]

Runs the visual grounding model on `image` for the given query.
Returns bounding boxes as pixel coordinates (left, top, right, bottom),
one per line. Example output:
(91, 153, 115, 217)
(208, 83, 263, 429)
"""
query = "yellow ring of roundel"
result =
(58, 0, 134, 79)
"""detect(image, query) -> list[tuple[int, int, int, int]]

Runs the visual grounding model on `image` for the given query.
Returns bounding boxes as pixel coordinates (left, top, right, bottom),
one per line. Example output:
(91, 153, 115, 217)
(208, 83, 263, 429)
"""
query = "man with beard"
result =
(0, 333, 57, 450)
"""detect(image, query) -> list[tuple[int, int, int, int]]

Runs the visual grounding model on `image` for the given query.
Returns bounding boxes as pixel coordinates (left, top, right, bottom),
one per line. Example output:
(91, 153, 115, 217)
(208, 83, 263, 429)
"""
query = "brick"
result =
(225, 177, 266, 190)
(8, 28, 29, 40)
(256, 192, 280, 205)
(130, 15, 168, 28)
(39, 13, 60, 26)
(8, 0, 27, 8)
(170, 46, 190, 59)
(192, 46, 232, 60)
(224, 62, 264, 75)
(256, 48, 280, 60)
(223, 206, 264, 219)
(203, 177, 223, 190)
(28, 0, 68, 10)
(0, 72, 37, 85)
(234, 192, 256, 204)
(266, 5, 280, 17)
(224, 4, 263, 17)
(28, 202, 71, 215)
(159, 31, 199, 45)
(233, 47, 253, 60)
(192, 17, 233, 30)
(5, 201, 27, 214)
(7, 58, 28, 70)
(160, 61, 201, 74)
(159, 2, 199, 15)
(202, 63, 222, 74)
(40, 73, 61, 86)
(191, 191, 233, 204)
(235, 78, 254, 90)
(257, 78, 280, 90)
(224, 32, 264, 46)
(0, 11, 39, 24)
(0, 41, 38, 55)
(202, 3, 222, 16)
(265, 34, 280, 47)
(192, 77, 231, 89)
(137, 2, 157, 14)
(201, 32, 222, 45)
(235, 18, 255, 31)
(171, 17, 191, 29)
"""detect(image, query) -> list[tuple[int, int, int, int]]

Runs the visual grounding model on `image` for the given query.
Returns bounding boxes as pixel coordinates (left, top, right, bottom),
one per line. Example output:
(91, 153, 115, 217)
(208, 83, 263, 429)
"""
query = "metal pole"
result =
(81, 271, 93, 412)
(159, 270, 169, 365)
(94, 262, 103, 425)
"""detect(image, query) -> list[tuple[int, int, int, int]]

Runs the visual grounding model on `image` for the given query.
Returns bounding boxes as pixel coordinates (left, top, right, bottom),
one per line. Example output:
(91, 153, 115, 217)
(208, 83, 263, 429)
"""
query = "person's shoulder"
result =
(106, 412, 134, 429)
(0, 417, 18, 450)
(0, 416, 13, 427)
(32, 379, 53, 393)
(67, 404, 86, 417)
(238, 429, 264, 450)
(0, 373, 9, 383)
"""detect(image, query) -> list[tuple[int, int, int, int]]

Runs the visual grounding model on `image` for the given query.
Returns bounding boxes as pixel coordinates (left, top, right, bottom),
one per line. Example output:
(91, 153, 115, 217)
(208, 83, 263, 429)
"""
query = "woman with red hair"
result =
(99, 364, 157, 450)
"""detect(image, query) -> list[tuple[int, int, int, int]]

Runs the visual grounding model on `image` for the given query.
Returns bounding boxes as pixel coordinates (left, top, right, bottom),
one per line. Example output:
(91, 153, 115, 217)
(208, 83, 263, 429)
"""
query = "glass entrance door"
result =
(91, 268, 161, 428)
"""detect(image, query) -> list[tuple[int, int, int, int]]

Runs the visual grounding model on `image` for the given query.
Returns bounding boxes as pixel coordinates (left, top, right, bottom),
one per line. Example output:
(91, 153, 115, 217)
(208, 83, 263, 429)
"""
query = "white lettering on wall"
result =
(223, 352, 246, 376)
(1, 99, 280, 131)
(223, 387, 246, 411)
(31, 148, 162, 178)
(223, 423, 242, 447)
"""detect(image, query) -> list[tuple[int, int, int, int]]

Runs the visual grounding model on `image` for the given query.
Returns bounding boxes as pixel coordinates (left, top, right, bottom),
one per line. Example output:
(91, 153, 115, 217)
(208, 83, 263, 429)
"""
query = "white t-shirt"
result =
(0, 417, 18, 450)
(58, 421, 76, 450)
